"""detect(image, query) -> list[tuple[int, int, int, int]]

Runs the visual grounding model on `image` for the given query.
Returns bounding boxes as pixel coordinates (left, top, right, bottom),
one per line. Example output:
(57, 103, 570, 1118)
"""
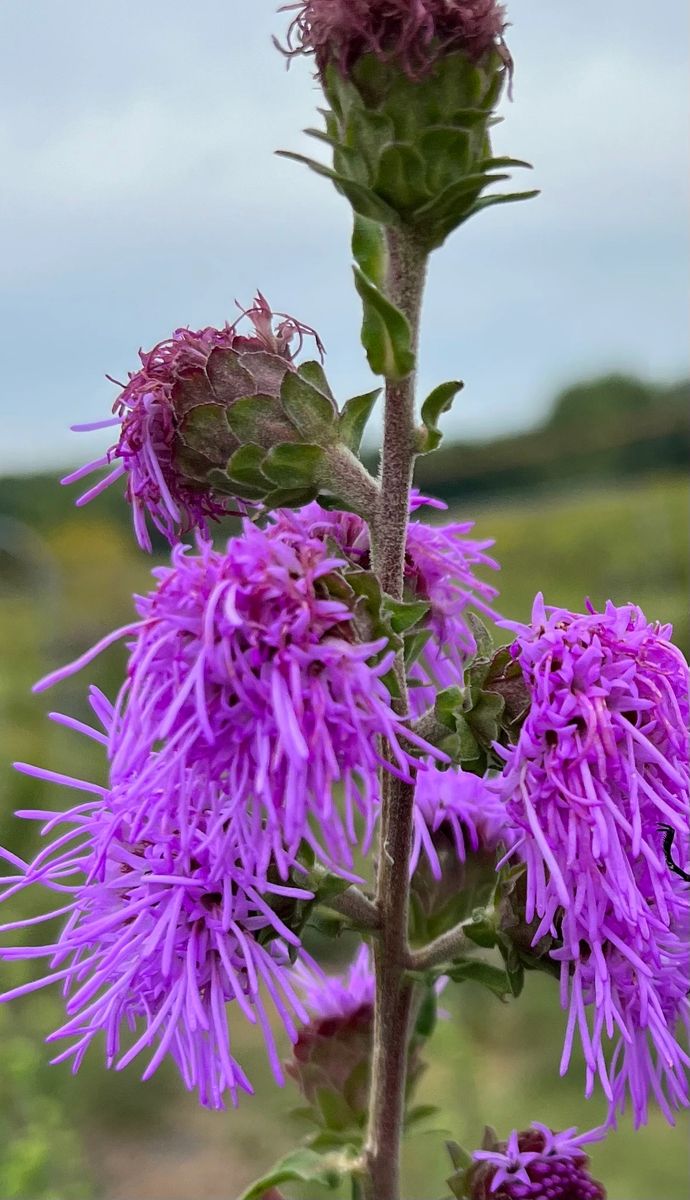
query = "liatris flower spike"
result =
(452, 1123, 607, 1200)
(495, 596, 690, 1126)
(0, 711, 322, 1109)
(30, 519, 441, 885)
(63, 295, 327, 551)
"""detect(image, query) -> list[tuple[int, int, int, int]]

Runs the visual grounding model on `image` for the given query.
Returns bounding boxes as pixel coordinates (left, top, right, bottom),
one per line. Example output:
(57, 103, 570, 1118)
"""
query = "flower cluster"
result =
(283, 0, 507, 78)
(495, 596, 690, 1126)
(411, 764, 511, 883)
(2, 692, 321, 1109)
(64, 295, 323, 551)
(469, 1124, 607, 1199)
(34, 520, 434, 884)
(270, 492, 500, 695)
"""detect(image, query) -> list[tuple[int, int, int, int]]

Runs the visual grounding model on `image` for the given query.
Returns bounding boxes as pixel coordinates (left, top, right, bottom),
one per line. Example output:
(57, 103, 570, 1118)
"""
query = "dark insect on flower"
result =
(659, 824, 690, 883)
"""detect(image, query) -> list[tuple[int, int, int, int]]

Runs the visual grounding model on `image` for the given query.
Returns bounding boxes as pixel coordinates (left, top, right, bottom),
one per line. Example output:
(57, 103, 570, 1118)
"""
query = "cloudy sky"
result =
(0, 0, 687, 475)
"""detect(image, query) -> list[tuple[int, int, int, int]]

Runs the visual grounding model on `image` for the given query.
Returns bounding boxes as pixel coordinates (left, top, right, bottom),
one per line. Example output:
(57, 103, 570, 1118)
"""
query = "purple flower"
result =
(282, 0, 507, 79)
(63, 295, 324, 551)
(270, 492, 500, 710)
(471, 1123, 607, 1199)
(411, 765, 511, 882)
(2, 696, 321, 1109)
(32, 521, 436, 884)
(295, 942, 375, 1022)
(495, 596, 690, 1126)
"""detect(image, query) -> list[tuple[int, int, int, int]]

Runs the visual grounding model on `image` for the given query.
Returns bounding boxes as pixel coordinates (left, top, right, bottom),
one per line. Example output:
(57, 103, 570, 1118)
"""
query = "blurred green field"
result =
(0, 471, 687, 1200)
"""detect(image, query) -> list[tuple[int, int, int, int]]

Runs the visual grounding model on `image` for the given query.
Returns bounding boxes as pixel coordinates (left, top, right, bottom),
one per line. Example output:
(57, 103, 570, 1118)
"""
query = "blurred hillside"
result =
(0, 373, 688, 1200)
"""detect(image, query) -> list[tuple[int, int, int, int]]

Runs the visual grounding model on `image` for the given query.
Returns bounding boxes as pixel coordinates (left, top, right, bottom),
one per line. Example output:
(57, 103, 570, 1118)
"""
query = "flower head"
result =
(33, 520, 436, 884)
(270, 492, 499, 709)
(283, 0, 507, 79)
(3, 700, 321, 1109)
(64, 295, 323, 551)
(495, 596, 690, 1125)
(412, 765, 510, 882)
(470, 1124, 607, 1199)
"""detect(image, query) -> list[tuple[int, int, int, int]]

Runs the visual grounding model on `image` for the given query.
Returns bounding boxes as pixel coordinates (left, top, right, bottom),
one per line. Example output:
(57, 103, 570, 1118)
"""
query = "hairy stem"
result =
(406, 922, 472, 972)
(364, 227, 428, 1200)
(324, 885, 380, 930)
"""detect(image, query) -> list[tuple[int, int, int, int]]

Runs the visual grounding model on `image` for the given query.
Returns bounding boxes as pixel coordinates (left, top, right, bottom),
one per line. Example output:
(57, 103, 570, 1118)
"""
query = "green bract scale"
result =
(173, 348, 381, 515)
(281, 49, 537, 252)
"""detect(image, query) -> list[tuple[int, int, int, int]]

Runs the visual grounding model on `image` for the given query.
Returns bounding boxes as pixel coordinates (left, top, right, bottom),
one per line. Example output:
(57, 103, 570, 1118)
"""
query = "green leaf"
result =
(404, 627, 434, 667)
(384, 596, 430, 634)
(471, 189, 541, 215)
(405, 1103, 441, 1131)
(316, 1088, 358, 1134)
(479, 155, 533, 172)
(262, 442, 326, 489)
(353, 265, 415, 380)
(352, 214, 387, 289)
(280, 370, 337, 441)
(276, 150, 401, 224)
(414, 986, 438, 1039)
(338, 387, 381, 454)
(263, 485, 321, 511)
(238, 1145, 360, 1200)
(445, 959, 512, 1000)
(419, 380, 464, 452)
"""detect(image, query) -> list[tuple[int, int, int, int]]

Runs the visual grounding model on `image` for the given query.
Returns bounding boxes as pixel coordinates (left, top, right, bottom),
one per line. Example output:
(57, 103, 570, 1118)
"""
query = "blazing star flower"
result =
(270, 492, 499, 707)
(63, 295, 324, 551)
(411, 765, 510, 882)
(495, 595, 690, 1126)
(470, 1123, 607, 1200)
(33, 521, 436, 884)
(283, 0, 507, 78)
(2, 700, 321, 1109)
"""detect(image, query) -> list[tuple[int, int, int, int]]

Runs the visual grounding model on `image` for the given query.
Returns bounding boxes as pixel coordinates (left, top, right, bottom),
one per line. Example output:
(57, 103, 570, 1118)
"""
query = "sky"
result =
(0, 0, 687, 475)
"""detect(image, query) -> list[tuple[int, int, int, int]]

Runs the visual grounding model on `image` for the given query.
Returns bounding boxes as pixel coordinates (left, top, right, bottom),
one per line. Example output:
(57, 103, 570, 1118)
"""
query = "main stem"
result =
(364, 226, 428, 1200)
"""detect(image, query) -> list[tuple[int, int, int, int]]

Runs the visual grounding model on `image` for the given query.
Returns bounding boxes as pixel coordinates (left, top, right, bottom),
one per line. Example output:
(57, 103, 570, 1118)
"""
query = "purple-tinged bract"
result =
(64, 295, 323, 551)
(34, 520, 434, 883)
(495, 596, 690, 1126)
(470, 1124, 607, 1199)
(283, 0, 507, 78)
(1, 713, 320, 1109)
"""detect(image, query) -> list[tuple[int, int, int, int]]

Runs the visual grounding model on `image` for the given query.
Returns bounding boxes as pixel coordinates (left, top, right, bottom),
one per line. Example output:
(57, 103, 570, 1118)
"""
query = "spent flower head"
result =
(494, 596, 690, 1126)
(283, 0, 507, 78)
(64, 295, 323, 551)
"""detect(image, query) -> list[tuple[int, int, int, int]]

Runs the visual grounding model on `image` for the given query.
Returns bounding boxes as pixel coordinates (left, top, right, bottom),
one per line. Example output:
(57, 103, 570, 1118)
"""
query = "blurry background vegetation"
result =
(0, 373, 688, 1199)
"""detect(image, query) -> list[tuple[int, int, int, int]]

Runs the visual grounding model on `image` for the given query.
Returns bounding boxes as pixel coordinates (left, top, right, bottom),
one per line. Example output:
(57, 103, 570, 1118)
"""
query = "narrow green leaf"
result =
(352, 214, 387, 289)
(445, 959, 512, 999)
(414, 985, 438, 1039)
(419, 380, 464, 452)
(471, 189, 541, 215)
(339, 387, 381, 454)
(276, 150, 401, 224)
(353, 265, 415, 380)
(479, 155, 533, 171)
(238, 1146, 359, 1200)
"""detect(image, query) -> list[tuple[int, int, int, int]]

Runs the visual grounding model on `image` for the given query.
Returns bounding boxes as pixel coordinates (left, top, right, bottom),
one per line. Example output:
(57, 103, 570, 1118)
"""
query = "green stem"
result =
(364, 226, 429, 1200)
